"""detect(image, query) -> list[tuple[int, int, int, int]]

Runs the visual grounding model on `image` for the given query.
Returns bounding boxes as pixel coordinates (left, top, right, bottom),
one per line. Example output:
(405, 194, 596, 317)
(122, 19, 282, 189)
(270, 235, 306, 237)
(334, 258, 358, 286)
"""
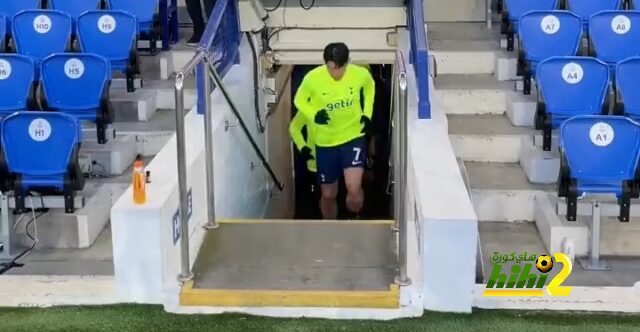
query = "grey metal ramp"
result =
(191, 220, 398, 291)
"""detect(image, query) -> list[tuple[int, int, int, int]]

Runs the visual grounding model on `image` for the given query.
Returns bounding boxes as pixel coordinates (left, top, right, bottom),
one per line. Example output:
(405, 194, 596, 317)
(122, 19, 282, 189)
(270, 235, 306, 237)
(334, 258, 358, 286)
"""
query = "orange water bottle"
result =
(132, 160, 146, 204)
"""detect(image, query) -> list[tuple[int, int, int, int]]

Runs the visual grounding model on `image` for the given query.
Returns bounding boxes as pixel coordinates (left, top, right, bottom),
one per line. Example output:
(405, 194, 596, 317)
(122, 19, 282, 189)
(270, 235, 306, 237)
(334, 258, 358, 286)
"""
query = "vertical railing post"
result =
(202, 62, 218, 229)
(175, 73, 193, 282)
(395, 52, 411, 287)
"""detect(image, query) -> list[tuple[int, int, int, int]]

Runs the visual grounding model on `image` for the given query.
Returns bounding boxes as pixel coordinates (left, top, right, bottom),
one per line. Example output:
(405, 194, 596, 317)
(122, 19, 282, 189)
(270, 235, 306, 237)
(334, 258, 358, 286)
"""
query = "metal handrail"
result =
(394, 50, 411, 286)
(174, 0, 283, 281)
(207, 64, 285, 191)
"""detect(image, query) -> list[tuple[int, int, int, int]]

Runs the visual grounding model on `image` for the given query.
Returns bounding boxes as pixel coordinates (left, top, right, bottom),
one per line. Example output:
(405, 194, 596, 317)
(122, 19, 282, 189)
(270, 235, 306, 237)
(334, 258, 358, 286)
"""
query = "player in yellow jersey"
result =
(293, 43, 375, 219)
(289, 110, 317, 173)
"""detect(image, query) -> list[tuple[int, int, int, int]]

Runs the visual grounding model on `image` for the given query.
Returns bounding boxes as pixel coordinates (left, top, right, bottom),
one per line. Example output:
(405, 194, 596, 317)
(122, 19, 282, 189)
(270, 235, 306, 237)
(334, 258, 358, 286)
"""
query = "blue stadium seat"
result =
(558, 115, 640, 222)
(40, 53, 113, 144)
(614, 56, 640, 120)
(501, 0, 559, 51)
(77, 10, 138, 92)
(49, 0, 101, 31)
(535, 56, 610, 151)
(518, 10, 583, 95)
(0, 0, 40, 39)
(0, 54, 38, 118)
(107, 0, 161, 53)
(12, 10, 72, 74)
(590, 11, 640, 74)
(0, 14, 6, 52)
(566, 0, 623, 30)
(0, 111, 84, 213)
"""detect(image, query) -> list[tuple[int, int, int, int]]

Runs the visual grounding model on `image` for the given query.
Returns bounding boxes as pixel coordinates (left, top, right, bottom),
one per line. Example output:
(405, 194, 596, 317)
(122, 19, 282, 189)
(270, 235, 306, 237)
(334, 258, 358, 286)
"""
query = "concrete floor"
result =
(191, 222, 398, 291)
(5, 225, 114, 276)
(479, 222, 640, 287)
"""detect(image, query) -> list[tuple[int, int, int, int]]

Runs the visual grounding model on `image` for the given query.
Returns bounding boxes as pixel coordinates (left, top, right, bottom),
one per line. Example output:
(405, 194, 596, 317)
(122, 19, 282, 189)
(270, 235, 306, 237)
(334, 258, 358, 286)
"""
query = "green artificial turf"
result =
(1, 305, 640, 332)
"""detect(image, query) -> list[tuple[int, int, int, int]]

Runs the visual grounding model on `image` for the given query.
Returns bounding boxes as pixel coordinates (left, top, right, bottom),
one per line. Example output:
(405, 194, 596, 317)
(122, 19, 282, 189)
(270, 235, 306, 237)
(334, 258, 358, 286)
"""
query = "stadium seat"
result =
(566, 0, 623, 30)
(12, 10, 72, 73)
(0, 54, 38, 118)
(49, 0, 101, 31)
(107, 0, 161, 53)
(40, 53, 113, 144)
(535, 56, 610, 151)
(77, 10, 138, 92)
(590, 11, 640, 74)
(0, 111, 84, 213)
(501, 0, 559, 51)
(558, 115, 640, 222)
(518, 10, 583, 95)
(0, 0, 40, 39)
(614, 56, 640, 119)
(0, 14, 6, 52)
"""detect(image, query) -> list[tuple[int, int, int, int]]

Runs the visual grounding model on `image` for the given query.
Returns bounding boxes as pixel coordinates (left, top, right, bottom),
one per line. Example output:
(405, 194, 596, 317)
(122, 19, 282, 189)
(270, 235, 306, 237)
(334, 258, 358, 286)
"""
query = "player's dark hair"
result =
(323, 43, 349, 68)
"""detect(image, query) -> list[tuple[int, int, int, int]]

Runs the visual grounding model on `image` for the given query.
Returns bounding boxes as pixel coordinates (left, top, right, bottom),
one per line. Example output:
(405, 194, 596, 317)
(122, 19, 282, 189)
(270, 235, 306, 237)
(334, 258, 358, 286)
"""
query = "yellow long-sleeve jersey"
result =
(293, 64, 375, 147)
(289, 110, 317, 172)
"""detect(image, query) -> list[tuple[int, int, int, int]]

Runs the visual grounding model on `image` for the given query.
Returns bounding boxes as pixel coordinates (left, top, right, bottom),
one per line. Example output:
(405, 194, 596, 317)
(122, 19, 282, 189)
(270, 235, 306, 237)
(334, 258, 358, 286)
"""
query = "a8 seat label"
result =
(612, 15, 631, 34)
(33, 15, 52, 34)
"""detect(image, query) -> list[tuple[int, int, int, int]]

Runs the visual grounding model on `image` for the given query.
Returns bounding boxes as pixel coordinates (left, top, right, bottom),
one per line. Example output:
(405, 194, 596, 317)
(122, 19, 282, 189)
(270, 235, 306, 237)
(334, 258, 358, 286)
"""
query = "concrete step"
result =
(435, 74, 512, 115)
(83, 109, 175, 157)
(462, 161, 554, 222)
(448, 114, 536, 163)
(535, 194, 640, 259)
(479, 221, 640, 286)
(183, 219, 399, 308)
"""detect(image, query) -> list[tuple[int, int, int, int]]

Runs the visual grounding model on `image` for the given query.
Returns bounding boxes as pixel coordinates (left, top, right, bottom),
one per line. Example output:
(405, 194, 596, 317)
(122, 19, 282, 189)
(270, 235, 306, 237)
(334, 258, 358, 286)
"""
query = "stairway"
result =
(430, 22, 640, 286)
(180, 219, 399, 308)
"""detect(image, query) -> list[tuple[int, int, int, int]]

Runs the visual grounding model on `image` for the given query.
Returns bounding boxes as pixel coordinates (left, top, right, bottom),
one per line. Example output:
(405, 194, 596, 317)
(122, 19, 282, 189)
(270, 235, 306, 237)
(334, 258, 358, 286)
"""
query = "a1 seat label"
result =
(562, 62, 584, 84)
(98, 15, 116, 34)
(64, 58, 85, 79)
(0, 60, 11, 80)
(33, 15, 52, 34)
(29, 118, 52, 142)
(541, 15, 560, 34)
(612, 15, 631, 35)
(590, 122, 614, 147)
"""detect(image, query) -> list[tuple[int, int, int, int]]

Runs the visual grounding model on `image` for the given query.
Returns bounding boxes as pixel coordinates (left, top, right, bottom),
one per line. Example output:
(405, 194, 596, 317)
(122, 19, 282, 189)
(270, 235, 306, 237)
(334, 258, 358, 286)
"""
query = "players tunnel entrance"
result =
(290, 64, 394, 220)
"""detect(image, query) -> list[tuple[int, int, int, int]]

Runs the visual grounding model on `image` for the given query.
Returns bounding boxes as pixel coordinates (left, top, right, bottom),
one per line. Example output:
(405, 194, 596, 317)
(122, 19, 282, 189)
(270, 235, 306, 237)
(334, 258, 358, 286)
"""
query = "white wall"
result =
(111, 35, 273, 304)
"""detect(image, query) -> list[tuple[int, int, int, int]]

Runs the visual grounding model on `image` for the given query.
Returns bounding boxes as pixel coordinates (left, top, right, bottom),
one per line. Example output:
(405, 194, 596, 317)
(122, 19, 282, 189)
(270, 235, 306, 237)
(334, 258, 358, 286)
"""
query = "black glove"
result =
(314, 109, 330, 125)
(300, 146, 314, 162)
(360, 115, 372, 135)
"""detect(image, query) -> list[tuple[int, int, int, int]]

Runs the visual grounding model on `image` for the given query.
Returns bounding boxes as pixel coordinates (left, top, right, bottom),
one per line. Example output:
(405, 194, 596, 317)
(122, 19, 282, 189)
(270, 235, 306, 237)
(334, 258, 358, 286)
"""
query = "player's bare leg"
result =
(320, 182, 338, 219)
(344, 167, 365, 215)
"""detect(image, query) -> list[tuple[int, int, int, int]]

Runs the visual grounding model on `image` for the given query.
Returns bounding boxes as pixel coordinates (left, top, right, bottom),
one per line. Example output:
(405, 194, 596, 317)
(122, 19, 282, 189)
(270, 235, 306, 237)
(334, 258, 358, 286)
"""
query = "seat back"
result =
(0, 14, 6, 52)
(12, 10, 72, 62)
(566, 0, 622, 27)
(41, 53, 109, 111)
(107, 0, 157, 24)
(1, 111, 79, 176)
(590, 11, 640, 64)
(537, 56, 609, 118)
(505, 0, 558, 21)
(560, 115, 640, 182)
(77, 10, 137, 61)
(0, 54, 35, 113)
(519, 11, 583, 63)
(0, 0, 40, 18)
(616, 56, 640, 116)
(49, 0, 101, 21)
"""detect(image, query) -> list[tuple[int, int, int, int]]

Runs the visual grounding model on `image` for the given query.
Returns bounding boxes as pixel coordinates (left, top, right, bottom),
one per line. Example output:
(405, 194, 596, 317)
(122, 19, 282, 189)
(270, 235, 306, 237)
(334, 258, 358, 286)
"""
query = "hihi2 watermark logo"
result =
(482, 252, 573, 297)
